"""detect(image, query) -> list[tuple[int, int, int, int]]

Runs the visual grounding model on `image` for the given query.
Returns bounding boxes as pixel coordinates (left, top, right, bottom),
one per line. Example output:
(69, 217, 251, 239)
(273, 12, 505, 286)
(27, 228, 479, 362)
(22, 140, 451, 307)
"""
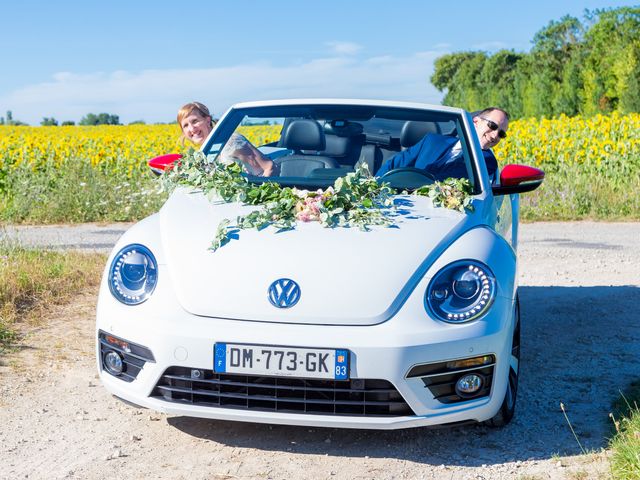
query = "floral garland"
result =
(415, 177, 475, 213)
(161, 150, 474, 251)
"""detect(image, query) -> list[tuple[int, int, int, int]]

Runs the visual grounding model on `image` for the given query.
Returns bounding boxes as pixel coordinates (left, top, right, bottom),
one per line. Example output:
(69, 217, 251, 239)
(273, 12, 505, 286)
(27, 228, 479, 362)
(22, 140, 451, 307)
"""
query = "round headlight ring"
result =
(426, 260, 496, 323)
(108, 244, 158, 305)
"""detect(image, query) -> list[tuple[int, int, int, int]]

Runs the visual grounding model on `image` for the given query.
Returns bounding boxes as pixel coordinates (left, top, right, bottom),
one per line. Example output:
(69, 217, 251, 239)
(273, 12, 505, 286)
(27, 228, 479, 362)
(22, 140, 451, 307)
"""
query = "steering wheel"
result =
(380, 167, 436, 189)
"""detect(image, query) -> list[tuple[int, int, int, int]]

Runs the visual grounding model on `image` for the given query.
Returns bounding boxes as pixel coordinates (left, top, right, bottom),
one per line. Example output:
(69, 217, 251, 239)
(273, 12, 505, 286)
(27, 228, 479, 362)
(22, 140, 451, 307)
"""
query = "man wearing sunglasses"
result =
(376, 107, 509, 182)
(474, 107, 509, 149)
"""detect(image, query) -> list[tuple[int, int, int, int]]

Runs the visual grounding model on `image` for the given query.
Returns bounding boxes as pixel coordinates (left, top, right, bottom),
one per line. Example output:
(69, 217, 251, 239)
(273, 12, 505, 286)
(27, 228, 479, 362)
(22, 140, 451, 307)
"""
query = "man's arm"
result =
(375, 136, 430, 176)
(483, 150, 498, 183)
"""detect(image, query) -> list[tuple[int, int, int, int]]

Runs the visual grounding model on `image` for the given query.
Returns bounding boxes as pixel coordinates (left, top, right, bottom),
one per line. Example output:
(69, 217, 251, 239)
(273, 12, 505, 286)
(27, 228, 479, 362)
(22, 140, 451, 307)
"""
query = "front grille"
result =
(151, 367, 415, 417)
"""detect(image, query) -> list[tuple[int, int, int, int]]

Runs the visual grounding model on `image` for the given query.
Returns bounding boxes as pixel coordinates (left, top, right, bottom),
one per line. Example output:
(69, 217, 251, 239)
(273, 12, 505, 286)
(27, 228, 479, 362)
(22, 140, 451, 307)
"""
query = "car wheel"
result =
(486, 295, 520, 427)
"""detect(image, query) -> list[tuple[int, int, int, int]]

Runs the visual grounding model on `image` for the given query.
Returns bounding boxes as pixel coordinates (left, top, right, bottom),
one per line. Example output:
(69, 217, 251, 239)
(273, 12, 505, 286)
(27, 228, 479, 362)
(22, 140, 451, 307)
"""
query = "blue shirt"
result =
(376, 133, 498, 182)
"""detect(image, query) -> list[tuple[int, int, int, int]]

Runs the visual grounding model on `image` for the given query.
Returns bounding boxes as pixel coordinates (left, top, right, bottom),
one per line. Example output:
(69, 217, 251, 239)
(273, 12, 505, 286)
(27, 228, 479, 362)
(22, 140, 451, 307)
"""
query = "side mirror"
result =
(492, 164, 545, 196)
(148, 153, 182, 176)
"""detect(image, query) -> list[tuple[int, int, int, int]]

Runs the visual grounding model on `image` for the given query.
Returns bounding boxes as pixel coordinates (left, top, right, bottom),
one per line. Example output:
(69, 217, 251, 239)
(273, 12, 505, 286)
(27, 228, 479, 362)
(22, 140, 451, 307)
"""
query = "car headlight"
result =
(426, 260, 495, 323)
(108, 244, 158, 305)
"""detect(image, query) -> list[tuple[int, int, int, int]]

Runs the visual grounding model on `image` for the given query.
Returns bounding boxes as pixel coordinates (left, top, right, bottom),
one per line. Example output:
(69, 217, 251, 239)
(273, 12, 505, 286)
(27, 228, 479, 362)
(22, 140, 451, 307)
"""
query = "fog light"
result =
(104, 351, 124, 376)
(455, 373, 483, 397)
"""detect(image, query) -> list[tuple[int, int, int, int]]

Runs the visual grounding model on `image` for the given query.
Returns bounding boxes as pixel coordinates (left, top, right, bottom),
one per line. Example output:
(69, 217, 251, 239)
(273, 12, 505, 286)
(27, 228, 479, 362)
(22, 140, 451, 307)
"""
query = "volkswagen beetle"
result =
(96, 99, 543, 429)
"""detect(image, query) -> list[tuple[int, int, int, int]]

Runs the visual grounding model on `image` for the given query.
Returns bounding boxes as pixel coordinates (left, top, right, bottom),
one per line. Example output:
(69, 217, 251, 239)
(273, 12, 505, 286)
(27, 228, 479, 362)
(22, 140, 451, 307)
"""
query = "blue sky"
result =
(1, 0, 637, 124)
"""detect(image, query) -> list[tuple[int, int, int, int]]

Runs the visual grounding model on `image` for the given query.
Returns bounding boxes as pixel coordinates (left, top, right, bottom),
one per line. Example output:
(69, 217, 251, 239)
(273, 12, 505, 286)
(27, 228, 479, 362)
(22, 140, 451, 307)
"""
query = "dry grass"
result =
(0, 241, 105, 352)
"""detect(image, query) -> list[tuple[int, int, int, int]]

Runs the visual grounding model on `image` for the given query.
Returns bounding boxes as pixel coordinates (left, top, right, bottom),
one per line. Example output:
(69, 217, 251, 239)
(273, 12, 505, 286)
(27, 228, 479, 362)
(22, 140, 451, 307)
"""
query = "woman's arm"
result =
(226, 134, 277, 176)
(246, 143, 276, 177)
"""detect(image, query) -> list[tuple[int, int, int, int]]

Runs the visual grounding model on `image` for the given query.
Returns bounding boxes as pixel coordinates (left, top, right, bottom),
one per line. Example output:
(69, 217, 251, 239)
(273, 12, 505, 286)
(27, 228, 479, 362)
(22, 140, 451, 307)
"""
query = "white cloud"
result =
(0, 50, 448, 125)
(325, 41, 363, 56)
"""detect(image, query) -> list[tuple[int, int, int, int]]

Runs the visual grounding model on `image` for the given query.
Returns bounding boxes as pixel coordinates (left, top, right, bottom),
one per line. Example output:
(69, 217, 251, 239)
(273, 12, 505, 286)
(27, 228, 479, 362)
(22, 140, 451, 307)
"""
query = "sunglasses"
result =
(480, 117, 507, 139)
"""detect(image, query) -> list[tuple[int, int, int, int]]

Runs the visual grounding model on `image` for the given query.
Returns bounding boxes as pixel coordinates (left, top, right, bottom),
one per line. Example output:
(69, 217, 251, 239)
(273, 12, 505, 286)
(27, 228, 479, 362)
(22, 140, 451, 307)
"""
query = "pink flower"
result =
(293, 188, 329, 222)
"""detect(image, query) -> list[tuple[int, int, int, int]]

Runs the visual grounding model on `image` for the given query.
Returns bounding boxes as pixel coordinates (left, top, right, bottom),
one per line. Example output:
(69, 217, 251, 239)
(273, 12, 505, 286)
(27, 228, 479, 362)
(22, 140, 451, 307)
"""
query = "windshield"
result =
(202, 104, 479, 191)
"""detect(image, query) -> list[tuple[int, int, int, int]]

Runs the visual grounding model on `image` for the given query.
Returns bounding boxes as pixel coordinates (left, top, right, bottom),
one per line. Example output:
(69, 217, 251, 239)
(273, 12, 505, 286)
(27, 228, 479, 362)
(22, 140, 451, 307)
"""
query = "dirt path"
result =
(1, 222, 639, 480)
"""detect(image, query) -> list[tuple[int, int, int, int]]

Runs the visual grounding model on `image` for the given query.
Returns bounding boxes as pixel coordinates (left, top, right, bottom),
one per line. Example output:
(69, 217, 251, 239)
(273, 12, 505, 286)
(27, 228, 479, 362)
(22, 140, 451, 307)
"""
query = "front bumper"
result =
(97, 294, 514, 429)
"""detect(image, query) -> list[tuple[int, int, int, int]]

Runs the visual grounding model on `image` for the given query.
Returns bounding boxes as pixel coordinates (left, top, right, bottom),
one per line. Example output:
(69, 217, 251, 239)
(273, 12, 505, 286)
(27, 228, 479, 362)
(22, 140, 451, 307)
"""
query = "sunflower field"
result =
(0, 114, 639, 223)
(493, 112, 640, 219)
(0, 124, 281, 223)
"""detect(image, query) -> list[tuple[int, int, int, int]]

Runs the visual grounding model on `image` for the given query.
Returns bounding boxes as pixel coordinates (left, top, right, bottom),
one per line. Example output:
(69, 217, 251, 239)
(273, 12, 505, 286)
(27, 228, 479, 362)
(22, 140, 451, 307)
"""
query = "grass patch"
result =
(520, 161, 640, 221)
(1, 158, 639, 223)
(609, 380, 640, 478)
(0, 242, 105, 353)
(0, 159, 166, 223)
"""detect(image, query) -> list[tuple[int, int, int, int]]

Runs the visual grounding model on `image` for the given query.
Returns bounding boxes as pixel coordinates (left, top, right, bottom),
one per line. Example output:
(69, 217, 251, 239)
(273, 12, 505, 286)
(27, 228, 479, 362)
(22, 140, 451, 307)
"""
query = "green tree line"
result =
(0, 111, 124, 126)
(431, 6, 640, 118)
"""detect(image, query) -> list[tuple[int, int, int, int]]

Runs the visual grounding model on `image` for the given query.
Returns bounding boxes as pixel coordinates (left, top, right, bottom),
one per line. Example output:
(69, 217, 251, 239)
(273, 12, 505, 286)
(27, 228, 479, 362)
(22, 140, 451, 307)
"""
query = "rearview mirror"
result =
(492, 164, 545, 196)
(148, 153, 182, 176)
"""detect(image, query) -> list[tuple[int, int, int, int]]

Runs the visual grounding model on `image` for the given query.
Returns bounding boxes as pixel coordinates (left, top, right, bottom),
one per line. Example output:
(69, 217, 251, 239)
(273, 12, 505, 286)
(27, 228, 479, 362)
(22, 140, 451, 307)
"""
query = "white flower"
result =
(292, 188, 310, 199)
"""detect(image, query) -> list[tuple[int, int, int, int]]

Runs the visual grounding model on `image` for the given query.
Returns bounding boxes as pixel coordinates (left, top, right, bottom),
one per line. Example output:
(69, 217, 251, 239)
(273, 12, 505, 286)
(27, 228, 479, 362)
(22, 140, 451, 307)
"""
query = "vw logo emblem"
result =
(268, 278, 301, 308)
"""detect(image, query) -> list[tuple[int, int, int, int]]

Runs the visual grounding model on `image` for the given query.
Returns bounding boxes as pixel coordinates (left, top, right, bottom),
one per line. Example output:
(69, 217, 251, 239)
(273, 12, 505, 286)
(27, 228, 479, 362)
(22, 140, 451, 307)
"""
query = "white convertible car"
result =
(96, 99, 544, 429)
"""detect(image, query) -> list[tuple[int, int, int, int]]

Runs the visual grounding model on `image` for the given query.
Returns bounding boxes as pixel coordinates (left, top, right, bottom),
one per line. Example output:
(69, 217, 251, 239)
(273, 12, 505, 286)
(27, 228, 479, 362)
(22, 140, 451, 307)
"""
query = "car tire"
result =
(486, 295, 520, 427)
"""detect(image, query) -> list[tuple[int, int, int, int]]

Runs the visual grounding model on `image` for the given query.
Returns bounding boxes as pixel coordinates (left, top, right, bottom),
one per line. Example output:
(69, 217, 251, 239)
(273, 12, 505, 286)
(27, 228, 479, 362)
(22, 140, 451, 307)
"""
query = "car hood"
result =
(159, 188, 473, 326)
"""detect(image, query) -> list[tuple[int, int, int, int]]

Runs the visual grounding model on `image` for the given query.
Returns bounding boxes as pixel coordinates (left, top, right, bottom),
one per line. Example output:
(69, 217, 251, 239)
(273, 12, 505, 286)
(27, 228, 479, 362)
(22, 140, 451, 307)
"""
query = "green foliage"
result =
(432, 52, 490, 109)
(414, 178, 474, 213)
(553, 52, 584, 116)
(609, 380, 640, 478)
(162, 152, 474, 251)
(528, 11, 584, 116)
(79, 113, 120, 126)
(481, 51, 524, 111)
(2, 110, 28, 126)
(531, 15, 583, 55)
(582, 7, 640, 115)
(431, 52, 483, 106)
(0, 159, 165, 223)
(61, 120, 75, 126)
(40, 117, 58, 126)
(431, 7, 640, 118)
(518, 163, 640, 221)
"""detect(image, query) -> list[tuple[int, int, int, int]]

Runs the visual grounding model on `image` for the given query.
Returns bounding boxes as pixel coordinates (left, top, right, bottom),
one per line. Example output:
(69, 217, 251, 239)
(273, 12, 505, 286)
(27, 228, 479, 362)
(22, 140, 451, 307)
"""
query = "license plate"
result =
(214, 343, 349, 380)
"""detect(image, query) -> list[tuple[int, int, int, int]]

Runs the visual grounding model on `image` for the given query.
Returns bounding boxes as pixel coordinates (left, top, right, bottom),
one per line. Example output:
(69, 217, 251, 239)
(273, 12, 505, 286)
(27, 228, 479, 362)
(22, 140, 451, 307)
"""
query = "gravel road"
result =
(1, 221, 639, 479)
(1, 223, 131, 253)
